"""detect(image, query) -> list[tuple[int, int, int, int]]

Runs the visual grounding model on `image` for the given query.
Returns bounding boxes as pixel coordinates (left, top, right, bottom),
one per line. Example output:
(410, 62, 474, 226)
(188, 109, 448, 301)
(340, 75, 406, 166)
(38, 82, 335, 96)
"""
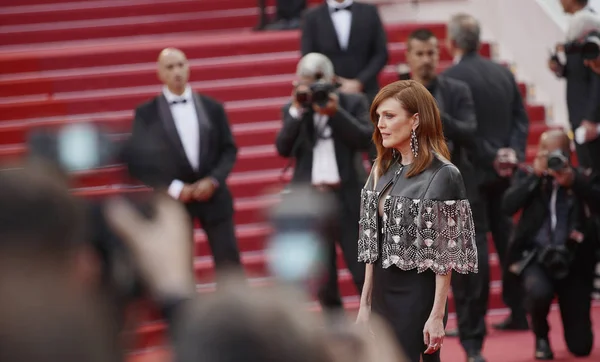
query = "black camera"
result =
(564, 31, 600, 60)
(538, 245, 574, 280)
(295, 80, 337, 109)
(546, 149, 569, 171)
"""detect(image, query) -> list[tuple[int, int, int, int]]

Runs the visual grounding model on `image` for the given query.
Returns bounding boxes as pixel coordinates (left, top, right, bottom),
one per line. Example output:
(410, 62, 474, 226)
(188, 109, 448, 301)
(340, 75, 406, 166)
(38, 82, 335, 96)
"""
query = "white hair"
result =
(296, 53, 335, 82)
(448, 13, 481, 53)
(566, 11, 600, 42)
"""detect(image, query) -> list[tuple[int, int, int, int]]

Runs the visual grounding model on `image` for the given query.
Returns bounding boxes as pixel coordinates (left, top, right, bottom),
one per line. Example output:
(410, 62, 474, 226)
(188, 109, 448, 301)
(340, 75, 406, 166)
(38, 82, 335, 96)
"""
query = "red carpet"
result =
(0, 0, 561, 353)
(128, 307, 600, 362)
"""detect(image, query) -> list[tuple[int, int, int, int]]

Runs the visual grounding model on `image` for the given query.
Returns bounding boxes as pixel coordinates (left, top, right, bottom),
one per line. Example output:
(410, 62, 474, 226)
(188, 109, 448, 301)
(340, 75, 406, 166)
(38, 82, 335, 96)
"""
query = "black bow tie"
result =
(332, 4, 352, 12)
(170, 98, 188, 106)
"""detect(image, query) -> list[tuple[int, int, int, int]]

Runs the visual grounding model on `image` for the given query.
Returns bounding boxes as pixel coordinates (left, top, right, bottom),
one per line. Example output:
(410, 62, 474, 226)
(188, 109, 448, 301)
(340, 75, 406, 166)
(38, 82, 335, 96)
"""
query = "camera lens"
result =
(546, 149, 568, 171)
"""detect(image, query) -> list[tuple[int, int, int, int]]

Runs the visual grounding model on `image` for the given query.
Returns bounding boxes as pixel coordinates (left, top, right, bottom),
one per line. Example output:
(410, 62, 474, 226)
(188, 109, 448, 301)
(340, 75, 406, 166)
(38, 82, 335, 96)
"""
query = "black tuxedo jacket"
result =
(300, 2, 388, 100)
(443, 52, 530, 184)
(123, 92, 238, 223)
(275, 92, 372, 217)
(561, 52, 600, 128)
(429, 75, 480, 203)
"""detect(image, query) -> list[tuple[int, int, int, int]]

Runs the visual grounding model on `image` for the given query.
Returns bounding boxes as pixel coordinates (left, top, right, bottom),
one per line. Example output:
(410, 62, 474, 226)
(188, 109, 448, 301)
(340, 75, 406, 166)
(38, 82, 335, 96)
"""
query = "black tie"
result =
(332, 4, 352, 12)
(170, 98, 187, 106)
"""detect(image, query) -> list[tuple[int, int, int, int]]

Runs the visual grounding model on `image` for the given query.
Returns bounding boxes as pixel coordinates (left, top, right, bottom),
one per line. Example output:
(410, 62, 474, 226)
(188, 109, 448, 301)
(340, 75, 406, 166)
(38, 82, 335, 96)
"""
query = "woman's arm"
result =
(423, 272, 451, 354)
(356, 264, 373, 323)
(360, 264, 374, 307)
(430, 273, 451, 319)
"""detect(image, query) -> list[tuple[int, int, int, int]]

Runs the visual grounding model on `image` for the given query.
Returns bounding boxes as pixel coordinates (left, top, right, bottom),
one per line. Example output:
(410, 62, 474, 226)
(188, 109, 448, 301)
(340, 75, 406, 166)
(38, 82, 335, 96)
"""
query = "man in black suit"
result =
(124, 48, 241, 277)
(550, 0, 600, 171)
(442, 13, 530, 362)
(402, 28, 490, 360)
(402, 29, 478, 189)
(300, 0, 389, 103)
(275, 53, 373, 311)
(301, 0, 388, 163)
(503, 129, 597, 360)
(257, 0, 306, 30)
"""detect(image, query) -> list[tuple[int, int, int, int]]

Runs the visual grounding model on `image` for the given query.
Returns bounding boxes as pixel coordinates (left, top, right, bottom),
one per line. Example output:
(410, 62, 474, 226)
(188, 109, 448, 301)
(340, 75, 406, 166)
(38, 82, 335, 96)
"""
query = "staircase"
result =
(0, 0, 550, 353)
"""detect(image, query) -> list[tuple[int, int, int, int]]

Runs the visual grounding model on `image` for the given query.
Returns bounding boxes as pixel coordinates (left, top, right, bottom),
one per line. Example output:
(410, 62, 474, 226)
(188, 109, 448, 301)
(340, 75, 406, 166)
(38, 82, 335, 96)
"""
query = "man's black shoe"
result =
(445, 327, 459, 337)
(535, 338, 554, 360)
(492, 315, 529, 331)
(466, 350, 486, 362)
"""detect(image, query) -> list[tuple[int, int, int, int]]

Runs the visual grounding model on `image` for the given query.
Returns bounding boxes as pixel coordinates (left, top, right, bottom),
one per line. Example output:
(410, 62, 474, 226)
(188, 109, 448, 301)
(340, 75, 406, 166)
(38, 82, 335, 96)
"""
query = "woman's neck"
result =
(396, 144, 413, 165)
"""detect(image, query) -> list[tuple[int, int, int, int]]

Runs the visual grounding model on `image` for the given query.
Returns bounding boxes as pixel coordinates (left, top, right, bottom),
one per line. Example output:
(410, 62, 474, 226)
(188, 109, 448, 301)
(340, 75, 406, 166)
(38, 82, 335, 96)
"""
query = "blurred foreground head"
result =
(174, 276, 407, 362)
(174, 276, 331, 362)
(324, 314, 408, 362)
(0, 165, 118, 362)
(0, 164, 97, 285)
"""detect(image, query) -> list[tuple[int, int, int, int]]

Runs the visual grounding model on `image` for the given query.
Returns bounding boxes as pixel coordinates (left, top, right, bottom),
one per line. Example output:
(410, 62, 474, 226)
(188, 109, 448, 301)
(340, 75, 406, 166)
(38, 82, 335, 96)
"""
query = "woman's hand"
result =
(423, 316, 445, 354)
(355, 304, 371, 325)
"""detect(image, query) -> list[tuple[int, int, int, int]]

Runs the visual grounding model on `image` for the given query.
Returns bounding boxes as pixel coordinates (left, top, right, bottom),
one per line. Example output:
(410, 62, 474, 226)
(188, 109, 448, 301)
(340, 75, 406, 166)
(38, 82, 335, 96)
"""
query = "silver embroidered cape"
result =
(358, 157, 479, 275)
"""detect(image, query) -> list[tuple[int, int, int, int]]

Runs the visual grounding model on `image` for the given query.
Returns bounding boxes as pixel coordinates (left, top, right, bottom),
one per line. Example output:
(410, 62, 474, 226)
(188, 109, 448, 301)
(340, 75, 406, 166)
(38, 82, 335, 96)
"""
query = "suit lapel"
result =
(346, 5, 361, 52)
(157, 95, 193, 171)
(320, 6, 342, 52)
(193, 93, 211, 173)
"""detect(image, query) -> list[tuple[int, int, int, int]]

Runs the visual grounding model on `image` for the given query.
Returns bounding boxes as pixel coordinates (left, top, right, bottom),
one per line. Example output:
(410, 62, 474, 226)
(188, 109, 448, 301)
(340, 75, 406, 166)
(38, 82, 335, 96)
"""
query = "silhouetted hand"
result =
(104, 195, 195, 299)
(192, 177, 217, 201)
(313, 92, 339, 117)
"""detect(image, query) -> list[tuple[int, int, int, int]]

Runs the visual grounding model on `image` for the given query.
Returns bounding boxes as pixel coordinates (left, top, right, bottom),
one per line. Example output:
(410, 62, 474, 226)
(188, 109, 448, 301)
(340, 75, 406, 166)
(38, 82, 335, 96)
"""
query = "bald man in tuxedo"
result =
(123, 48, 242, 277)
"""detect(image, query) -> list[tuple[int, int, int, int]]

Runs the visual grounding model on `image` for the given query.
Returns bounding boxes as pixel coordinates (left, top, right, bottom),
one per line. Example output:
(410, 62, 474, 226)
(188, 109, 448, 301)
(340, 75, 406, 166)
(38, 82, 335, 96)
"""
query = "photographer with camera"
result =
(502, 129, 599, 360)
(275, 53, 372, 312)
(549, 0, 600, 170)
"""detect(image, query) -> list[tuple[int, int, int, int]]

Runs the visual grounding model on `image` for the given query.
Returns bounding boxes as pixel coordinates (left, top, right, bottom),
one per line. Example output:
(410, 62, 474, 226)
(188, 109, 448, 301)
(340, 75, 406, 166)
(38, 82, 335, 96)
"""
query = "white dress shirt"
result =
(327, 0, 353, 50)
(289, 106, 341, 185)
(162, 85, 201, 199)
(565, 6, 598, 42)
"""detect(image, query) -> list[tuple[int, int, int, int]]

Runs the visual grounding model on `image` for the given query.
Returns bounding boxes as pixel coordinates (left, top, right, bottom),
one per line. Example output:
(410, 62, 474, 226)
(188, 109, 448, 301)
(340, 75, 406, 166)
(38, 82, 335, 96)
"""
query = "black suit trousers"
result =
(185, 203, 241, 278)
(522, 262, 593, 357)
(451, 218, 489, 353)
(481, 179, 526, 318)
(276, 0, 306, 20)
(575, 137, 600, 172)
(317, 187, 365, 310)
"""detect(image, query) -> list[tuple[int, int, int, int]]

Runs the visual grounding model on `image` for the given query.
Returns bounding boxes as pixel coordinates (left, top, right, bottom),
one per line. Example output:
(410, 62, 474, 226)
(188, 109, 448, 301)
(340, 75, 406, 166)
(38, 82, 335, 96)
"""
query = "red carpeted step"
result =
(0, 56, 504, 100)
(0, 108, 545, 167)
(0, 103, 546, 166)
(0, 0, 322, 26)
(0, 73, 529, 146)
(131, 282, 506, 350)
(136, 257, 504, 326)
(0, 24, 448, 75)
(1, 12, 444, 47)
(0, 9, 268, 46)
(0, 74, 536, 123)
(193, 223, 271, 256)
(0, 53, 299, 97)
(0, 43, 463, 100)
(191, 245, 504, 284)
(40, 121, 551, 191)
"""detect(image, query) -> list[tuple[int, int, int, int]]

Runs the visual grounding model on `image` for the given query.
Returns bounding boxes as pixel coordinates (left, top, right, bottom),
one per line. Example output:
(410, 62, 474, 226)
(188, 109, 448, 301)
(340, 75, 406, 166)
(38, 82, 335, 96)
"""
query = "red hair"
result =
(370, 80, 450, 178)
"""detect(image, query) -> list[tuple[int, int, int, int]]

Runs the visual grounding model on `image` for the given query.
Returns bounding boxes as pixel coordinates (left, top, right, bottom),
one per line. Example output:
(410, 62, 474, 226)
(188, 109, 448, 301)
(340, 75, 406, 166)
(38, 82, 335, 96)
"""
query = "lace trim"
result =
(358, 191, 478, 275)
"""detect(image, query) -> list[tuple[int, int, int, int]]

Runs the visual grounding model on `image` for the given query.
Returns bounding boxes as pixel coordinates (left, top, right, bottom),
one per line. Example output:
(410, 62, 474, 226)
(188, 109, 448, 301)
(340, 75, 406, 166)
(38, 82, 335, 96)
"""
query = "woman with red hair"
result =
(356, 80, 479, 362)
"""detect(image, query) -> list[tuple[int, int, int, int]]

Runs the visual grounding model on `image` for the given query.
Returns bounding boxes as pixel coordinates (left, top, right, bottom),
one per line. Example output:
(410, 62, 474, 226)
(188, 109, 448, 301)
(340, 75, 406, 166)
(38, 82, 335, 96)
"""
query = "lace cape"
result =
(357, 179, 479, 275)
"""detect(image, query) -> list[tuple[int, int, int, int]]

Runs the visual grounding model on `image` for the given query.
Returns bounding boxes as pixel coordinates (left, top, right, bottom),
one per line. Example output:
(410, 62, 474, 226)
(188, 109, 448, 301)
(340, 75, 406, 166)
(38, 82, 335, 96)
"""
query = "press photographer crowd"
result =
(2, 0, 600, 362)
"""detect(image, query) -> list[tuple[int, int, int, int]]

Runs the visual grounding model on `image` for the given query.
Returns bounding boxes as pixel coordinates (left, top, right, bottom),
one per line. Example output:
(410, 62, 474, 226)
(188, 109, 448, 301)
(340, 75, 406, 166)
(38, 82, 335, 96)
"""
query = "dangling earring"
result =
(410, 129, 419, 158)
(392, 149, 398, 160)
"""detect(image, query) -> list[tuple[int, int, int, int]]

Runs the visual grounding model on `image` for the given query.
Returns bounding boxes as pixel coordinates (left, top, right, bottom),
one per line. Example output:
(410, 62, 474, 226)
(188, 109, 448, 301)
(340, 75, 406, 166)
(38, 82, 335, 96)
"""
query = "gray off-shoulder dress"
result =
(358, 155, 478, 362)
